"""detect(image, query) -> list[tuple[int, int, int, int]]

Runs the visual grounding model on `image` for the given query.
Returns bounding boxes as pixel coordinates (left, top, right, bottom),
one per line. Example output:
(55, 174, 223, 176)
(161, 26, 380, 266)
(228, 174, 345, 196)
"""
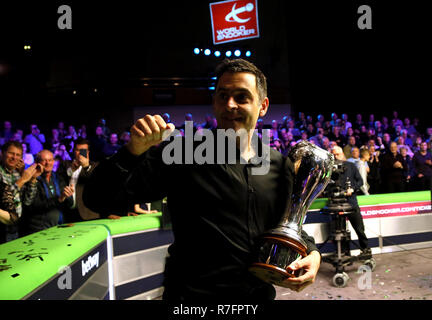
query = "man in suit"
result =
(57, 137, 100, 222)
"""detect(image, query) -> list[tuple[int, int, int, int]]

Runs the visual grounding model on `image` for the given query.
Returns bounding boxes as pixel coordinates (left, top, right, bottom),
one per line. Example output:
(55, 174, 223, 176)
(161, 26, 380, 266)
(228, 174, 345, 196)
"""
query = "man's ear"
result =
(259, 97, 269, 117)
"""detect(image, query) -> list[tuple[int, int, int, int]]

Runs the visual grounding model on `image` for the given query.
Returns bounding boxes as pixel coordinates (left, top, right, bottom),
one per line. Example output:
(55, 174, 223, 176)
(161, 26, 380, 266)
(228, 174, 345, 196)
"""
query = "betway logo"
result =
(81, 252, 99, 276)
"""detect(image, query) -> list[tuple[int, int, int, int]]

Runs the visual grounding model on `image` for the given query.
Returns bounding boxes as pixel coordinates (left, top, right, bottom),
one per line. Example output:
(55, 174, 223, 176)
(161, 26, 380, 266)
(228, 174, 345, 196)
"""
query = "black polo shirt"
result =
(83, 133, 319, 300)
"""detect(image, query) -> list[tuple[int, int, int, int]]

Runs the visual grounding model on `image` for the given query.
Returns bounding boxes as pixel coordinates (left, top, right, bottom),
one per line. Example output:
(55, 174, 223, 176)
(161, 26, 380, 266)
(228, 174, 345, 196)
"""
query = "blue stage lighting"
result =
(214, 50, 221, 57)
(193, 48, 200, 55)
(245, 50, 251, 57)
(234, 50, 241, 57)
(225, 50, 232, 57)
(204, 49, 211, 56)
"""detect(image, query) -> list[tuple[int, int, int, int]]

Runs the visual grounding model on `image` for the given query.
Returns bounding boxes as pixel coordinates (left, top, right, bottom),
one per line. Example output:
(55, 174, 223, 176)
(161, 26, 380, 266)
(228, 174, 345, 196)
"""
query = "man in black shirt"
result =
(330, 146, 371, 256)
(83, 59, 321, 300)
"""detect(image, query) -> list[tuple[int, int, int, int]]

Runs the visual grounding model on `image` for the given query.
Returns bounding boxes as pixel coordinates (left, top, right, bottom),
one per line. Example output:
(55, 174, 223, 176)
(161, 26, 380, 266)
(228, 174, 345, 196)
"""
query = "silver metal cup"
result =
(249, 140, 334, 286)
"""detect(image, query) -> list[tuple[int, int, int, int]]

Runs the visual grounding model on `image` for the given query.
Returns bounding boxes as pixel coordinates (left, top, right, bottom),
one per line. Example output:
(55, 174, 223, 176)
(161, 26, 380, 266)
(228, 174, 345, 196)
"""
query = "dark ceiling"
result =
(0, 0, 430, 124)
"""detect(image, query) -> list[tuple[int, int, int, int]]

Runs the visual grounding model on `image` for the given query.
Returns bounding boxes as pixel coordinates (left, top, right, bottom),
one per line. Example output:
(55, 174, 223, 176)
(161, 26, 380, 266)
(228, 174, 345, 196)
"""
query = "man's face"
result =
(421, 142, 428, 152)
(39, 151, 54, 173)
(390, 142, 398, 154)
(2, 145, 22, 171)
(331, 148, 345, 161)
(213, 72, 268, 132)
(74, 143, 89, 160)
(351, 148, 360, 159)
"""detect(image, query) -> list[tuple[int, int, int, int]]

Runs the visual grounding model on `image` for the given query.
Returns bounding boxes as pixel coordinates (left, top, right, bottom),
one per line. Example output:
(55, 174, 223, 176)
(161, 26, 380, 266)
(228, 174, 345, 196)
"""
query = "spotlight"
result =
(245, 50, 251, 57)
(234, 50, 241, 57)
(193, 48, 200, 55)
(204, 49, 211, 56)
(225, 50, 232, 57)
(208, 86, 215, 91)
(214, 50, 221, 57)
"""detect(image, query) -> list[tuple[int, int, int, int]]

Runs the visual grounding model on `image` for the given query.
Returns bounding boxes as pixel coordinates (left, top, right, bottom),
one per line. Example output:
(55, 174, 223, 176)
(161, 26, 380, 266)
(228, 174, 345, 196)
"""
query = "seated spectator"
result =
(400, 129, 413, 147)
(412, 136, 423, 154)
(24, 124, 46, 156)
(0, 141, 42, 241)
(347, 146, 361, 165)
(353, 113, 365, 133)
(374, 120, 385, 138)
(270, 120, 280, 140)
(367, 144, 381, 194)
(21, 150, 74, 235)
(103, 133, 121, 157)
(22, 143, 34, 169)
(89, 126, 107, 161)
(391, 110, 403, 128)
(380, 133, 392, 154)
(78, 124, 87, 139)
(57, 121, 67, 141)
(412, 141, 432, 191)
(287, 119, 300, 138)
(367, 114, 375, 129)
(380, 142, 407, 193)
(322, 137, 331, 151)
(381, 116, 390, 132)
(63, 125, 78, 154)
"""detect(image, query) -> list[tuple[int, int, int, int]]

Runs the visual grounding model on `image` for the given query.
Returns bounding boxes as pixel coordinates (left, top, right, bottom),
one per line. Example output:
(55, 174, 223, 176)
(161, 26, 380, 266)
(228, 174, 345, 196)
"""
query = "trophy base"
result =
(249, 235, 307, 287)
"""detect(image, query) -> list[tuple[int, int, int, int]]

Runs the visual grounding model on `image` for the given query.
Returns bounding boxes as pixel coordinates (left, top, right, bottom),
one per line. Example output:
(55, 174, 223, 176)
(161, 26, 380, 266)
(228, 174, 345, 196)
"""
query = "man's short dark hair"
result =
(215, 58, 267, 101)
(1, 140, 23, 154)
(74, 137, 90, 149)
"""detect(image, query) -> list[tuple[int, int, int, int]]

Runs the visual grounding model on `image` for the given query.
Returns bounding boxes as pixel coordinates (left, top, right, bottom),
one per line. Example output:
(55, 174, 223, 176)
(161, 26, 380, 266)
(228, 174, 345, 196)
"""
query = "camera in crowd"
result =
(321, 161, 354, 215)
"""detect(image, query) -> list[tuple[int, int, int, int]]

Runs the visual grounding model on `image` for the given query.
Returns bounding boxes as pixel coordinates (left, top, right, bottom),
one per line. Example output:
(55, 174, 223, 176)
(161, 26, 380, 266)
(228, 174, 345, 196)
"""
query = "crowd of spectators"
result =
(0, 110, 431, 244)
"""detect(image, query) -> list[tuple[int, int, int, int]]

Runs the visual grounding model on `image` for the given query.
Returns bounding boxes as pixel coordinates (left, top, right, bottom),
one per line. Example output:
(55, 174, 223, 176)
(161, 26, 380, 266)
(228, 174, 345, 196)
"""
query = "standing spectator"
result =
(358, 148, 371, 195)
(47, 128, 61, 152)
(24, 124, 46, 156)
(412, 142, 432, 191)
(0, 180, 18, 244)
(367, 144, 381, 194)
(400, 147, 414, 191)
(57, 137, 100, 222)
(381, 116, 390, 133)
(103, 133, 121, 157)
(374, 121, 385, 138)
(380, 142, 407, 193)
(380, 133, 392, 154)
(396, 136, 414, 158)
(343, 136, 358, 160)
(353, 113, 364, 133)
(0, 141, 42, 241)
(21, 150, 74, 235)
(57, 121, 67, 141)
(347, 146, 361, 166)
(391, 110, 403, 128)
(98, 118, 111, 140)
(119, 131, 131, 146)
(0, 121, 14, 146)
(412, 136, 423, 154)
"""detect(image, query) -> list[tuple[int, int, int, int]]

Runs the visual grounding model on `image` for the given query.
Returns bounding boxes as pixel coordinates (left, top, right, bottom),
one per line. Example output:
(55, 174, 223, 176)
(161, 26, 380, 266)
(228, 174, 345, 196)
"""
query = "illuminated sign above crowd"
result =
(209, 0, 260, 45)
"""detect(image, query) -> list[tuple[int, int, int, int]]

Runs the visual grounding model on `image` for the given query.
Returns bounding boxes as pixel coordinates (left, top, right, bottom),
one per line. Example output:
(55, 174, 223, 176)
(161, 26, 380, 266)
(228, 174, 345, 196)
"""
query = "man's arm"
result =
(83, 115, 174, 218)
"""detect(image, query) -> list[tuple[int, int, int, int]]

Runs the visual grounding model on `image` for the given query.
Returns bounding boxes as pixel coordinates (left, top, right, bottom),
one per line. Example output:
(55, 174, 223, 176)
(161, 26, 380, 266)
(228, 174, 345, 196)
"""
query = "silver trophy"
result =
(249, 140, 334, 287)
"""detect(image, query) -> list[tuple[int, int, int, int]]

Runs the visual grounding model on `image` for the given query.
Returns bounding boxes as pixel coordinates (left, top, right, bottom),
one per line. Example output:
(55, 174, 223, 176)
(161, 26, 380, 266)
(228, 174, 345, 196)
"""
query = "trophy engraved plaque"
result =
(249, 140, 334, 287)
